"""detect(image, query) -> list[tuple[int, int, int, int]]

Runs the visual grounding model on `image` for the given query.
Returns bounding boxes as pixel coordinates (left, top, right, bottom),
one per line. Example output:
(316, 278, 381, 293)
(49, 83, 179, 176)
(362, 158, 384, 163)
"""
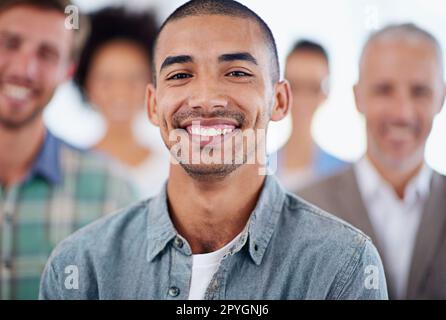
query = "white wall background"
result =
(45, 0, 446, 173)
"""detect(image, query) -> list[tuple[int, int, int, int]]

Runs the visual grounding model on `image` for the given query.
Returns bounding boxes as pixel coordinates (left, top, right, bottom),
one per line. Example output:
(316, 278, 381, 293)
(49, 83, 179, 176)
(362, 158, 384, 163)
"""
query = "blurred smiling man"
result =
(0, 0, 136, 299)
(300, 24, 446, 299)
(40, 0, 387, 300)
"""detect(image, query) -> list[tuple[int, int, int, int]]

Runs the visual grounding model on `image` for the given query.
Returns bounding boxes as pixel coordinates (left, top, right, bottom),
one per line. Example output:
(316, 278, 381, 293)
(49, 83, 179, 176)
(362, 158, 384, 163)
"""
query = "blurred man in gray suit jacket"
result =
(299, 23, 446, 299)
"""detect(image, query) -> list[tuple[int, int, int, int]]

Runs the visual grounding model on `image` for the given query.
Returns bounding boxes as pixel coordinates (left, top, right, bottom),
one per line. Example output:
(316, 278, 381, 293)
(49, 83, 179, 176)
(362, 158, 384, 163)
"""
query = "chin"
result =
(180, 163, 241, 181)
(381, 152, 423, 172)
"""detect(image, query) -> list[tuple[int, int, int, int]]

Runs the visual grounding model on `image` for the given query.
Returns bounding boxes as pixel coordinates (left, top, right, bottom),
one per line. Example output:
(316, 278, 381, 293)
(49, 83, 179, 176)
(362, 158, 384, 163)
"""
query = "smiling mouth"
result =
(186, 124, 236, 137)
(0, 83, 34, 104)
(180, 120, 240, 147)
(383, 124, 417, 142)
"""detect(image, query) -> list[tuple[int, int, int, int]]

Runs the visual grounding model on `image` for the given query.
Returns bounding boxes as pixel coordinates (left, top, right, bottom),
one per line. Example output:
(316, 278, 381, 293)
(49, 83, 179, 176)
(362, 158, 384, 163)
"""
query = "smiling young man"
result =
(40, 0, 387, 300)
(0, 0, 136, 299)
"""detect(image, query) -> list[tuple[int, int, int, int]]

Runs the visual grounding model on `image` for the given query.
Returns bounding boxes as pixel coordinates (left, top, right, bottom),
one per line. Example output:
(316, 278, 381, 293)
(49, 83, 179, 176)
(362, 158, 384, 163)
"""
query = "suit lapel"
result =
(334, 168, 377, 241)
(406, 172, 446, 299)
(334, 167, 397, 298)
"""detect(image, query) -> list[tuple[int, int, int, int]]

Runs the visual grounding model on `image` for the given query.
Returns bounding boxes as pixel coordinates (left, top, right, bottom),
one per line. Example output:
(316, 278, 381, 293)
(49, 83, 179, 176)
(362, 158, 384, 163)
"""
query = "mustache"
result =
(172, 109, 246, 128)
(1, 75, 36, 88)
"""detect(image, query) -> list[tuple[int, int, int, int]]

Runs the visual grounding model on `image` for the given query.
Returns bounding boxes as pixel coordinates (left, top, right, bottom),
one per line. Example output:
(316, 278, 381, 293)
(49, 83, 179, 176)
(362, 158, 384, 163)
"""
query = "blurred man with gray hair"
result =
(299, 23, 446, 299)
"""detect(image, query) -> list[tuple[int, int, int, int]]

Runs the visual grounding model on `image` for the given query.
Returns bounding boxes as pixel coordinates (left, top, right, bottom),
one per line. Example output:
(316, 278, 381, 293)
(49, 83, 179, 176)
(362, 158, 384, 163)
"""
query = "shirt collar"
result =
(244, 174, 286, 265)
(406, 163, 432, 203)
(26, 130, 62, 185)
(354, 156, 432, 205)
(145, 174, 286, 266)
(145, 183, 178, 262)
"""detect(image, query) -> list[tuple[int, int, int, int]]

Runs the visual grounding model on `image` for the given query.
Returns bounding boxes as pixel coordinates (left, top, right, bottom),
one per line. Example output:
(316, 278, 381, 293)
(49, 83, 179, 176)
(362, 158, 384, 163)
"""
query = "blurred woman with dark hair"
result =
(74, 7, 169, 199)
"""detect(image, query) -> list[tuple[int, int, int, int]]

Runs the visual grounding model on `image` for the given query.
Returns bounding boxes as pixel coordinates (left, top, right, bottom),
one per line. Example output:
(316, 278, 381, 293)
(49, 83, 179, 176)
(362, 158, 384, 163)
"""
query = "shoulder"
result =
(276, 192, 387, 298)
(50, 199, 150, 261)
(58, 142, 120, 175)
(57, 142, 137, 196)
(47, 131, 122, 176)
(277, 192, 386, 298)
(282, 190, 369, 246)
(297, 166, 354, 200)
(40, 199, 153, 299)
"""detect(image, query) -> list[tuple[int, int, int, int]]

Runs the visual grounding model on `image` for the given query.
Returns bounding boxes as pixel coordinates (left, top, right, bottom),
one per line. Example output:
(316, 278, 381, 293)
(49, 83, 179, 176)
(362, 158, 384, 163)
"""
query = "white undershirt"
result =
(188, 232, 243, 300)
(354, 157, 432, 299)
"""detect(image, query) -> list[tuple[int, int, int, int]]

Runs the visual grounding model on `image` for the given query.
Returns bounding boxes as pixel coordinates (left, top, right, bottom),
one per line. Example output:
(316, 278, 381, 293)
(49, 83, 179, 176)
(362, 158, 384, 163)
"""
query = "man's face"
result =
(285, 51, 329, 120)
(355, 39, 445, 171)
(0, 6, 73, 130)
(148, 15, 288, 179)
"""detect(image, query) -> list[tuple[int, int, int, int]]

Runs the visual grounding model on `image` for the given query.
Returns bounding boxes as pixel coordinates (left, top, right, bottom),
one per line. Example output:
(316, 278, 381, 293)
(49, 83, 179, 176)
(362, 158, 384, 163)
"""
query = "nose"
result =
(187, 75, 228, 111)
(390, 89, 416, 122)
(8, 48, 39, 81)
(109, 78, 136, 105)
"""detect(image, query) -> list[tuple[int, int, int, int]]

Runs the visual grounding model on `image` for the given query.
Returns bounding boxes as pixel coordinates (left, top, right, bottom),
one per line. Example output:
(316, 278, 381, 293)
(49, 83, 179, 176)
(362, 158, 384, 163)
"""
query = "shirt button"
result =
(168, 286, 180, 297)
(174, 237, 184, 248)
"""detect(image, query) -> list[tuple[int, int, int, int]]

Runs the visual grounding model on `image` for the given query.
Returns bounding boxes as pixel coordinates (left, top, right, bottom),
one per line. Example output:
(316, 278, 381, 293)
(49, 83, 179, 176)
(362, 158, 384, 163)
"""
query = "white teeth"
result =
(190, 126, 234, 137)
(2, 84, 32, 100)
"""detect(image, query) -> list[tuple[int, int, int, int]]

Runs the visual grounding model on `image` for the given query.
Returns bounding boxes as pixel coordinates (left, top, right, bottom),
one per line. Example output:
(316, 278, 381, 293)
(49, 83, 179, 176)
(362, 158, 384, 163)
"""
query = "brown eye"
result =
(0, 37, 19, 51)
(167, 73, 192, 80)
(226, 70, 252, 77)
(38, 46, 59, 62)
(412, 85, 431, 98)
(373, 84, 393, 96)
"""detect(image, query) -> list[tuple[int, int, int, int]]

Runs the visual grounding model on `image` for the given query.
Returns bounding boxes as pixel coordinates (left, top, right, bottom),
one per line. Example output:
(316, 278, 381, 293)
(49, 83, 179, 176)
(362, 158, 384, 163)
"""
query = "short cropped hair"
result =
(288, 39, 329, 65)
(73, 7, 158, 98)
(153, 0, 280, 84)
(0, 0, 89, 63)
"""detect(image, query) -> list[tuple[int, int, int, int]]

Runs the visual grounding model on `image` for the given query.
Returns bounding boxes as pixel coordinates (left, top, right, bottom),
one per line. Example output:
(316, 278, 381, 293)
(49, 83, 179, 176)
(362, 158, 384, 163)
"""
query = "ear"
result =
(353, 83, 365, 115)
(270, 80, 292, 122)
(146, 83, 160, 127)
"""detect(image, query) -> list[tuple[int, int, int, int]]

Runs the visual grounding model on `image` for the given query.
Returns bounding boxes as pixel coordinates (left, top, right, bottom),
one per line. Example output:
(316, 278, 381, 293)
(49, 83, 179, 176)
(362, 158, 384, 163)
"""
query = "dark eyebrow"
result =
(218, 52, 258, 65)
(0, 30, 18, 38)
(160, 55, 193, 72)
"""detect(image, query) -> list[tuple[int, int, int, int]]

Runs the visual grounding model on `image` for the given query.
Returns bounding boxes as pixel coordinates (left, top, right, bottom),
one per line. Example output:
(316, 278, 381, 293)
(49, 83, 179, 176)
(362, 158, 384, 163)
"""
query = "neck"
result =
(366, 152, 424, 199)
(102, 121, 135, 143)
(0, 118, 45, 188)
(282, 116, 315, 170)
(167, 164, 265, 254)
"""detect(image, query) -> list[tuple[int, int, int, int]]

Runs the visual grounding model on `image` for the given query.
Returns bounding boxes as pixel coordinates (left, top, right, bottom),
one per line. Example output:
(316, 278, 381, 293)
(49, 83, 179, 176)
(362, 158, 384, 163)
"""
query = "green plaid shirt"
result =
(0, 130, 137, 300)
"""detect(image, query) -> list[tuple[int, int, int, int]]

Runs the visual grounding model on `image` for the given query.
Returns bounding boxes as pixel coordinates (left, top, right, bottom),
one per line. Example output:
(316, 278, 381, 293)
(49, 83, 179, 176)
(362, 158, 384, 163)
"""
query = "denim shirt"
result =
(39, 175, 388, 299)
